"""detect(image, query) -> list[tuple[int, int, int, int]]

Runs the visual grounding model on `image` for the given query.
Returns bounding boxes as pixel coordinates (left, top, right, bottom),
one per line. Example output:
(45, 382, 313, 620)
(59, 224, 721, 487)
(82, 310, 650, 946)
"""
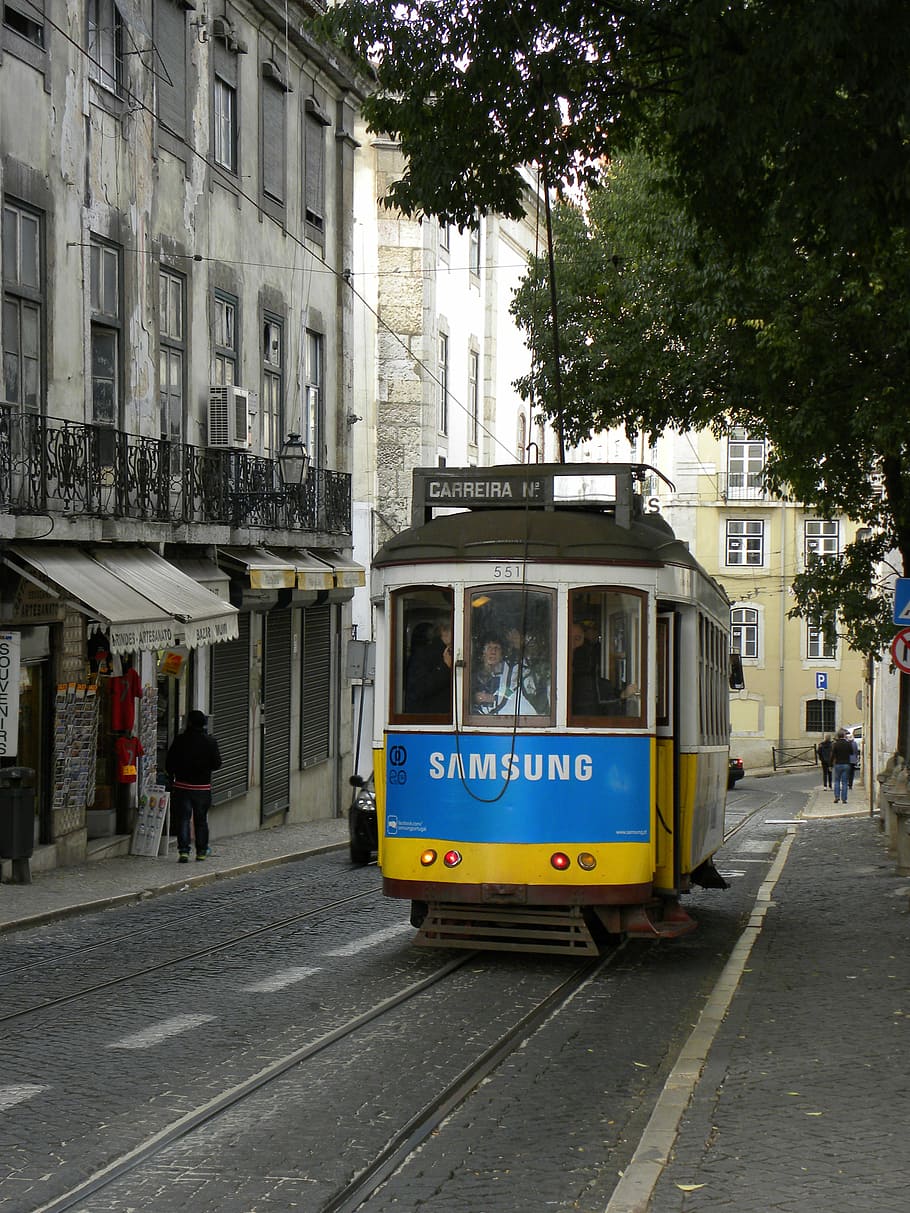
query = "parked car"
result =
(348, 772, 377, 865)
(728, 756, 745, 789)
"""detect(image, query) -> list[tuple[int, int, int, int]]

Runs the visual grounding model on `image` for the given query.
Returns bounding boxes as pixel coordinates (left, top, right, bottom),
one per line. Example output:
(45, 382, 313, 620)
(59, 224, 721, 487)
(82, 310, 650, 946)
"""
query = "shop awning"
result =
(312, 549, 366, 600)
(90, 548, 239, 649)
(6, 544, 177, 654)
(169, 556, 231, 600)
(278, 550, 336, 592)
(217, 546, 296, 590)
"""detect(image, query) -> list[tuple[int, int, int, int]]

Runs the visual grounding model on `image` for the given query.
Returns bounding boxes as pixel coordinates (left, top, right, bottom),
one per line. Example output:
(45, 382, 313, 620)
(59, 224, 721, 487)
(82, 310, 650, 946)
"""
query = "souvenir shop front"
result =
(0, 544, 238, 867)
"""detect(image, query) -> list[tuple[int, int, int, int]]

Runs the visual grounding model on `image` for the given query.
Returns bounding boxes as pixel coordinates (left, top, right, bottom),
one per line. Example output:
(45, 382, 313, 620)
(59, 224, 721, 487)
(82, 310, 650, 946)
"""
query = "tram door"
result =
(654, 610, 680, 892)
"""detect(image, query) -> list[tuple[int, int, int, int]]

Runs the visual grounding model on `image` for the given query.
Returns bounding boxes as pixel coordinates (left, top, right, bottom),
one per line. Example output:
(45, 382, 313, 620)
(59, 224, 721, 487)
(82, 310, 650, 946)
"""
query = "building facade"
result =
(0, 0, 367, 873)
(652, 429, 866, 771)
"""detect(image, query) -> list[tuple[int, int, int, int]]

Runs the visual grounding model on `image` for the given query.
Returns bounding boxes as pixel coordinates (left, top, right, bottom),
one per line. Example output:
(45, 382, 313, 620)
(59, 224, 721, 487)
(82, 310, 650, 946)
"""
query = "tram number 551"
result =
(492, 564, 522, 580)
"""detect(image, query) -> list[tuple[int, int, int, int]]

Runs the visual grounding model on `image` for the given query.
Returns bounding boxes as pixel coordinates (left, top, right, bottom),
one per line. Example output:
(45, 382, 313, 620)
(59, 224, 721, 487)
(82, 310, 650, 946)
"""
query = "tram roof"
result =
(372, 505, 701, 571)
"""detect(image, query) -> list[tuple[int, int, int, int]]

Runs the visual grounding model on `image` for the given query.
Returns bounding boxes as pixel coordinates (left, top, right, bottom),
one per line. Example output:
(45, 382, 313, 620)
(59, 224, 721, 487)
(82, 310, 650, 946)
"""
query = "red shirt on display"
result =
(110, 666, 141, 732)
(115, 735, 143, 783)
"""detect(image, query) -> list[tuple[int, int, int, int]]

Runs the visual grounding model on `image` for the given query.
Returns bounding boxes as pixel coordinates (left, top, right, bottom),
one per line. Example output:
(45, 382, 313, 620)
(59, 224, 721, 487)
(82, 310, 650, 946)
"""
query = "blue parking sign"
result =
(816, 672, 828, 691)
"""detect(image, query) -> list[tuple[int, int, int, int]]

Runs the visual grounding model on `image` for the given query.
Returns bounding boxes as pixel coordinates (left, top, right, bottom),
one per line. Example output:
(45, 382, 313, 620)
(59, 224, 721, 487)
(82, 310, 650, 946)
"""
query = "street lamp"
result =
(278, 432, 310, 488)
(232, 433, 311, 525)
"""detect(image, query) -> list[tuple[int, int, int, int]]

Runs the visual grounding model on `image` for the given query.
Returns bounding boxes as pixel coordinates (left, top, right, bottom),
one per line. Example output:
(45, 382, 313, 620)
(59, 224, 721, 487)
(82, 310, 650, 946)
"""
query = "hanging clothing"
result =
(115, 735, 143, 784)
(110, 666, 142, 732)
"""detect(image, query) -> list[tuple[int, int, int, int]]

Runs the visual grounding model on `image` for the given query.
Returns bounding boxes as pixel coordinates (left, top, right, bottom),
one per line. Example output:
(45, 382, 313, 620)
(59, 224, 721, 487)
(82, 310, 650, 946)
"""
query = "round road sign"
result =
(891, 627, 910, 674)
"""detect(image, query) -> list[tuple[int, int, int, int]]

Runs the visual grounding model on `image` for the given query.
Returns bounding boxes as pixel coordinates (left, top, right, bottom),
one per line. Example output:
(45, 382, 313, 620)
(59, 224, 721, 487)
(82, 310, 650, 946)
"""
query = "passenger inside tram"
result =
(570, 621, 639, 716)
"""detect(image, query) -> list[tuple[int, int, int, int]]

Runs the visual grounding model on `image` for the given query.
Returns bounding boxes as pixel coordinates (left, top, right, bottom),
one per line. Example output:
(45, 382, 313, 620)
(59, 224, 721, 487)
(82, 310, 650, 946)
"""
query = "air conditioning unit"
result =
(208, 385, 251, 449)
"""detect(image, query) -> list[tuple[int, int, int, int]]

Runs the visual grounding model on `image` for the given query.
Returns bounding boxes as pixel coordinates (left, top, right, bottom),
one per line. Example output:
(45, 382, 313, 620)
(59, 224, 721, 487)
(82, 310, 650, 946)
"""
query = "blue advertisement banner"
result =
(384, 733, 651, 844)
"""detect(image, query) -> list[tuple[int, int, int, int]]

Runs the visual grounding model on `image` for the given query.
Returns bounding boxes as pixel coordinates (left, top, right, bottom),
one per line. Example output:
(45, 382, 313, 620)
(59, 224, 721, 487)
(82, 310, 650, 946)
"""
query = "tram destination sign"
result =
(421, 470, 550, 507)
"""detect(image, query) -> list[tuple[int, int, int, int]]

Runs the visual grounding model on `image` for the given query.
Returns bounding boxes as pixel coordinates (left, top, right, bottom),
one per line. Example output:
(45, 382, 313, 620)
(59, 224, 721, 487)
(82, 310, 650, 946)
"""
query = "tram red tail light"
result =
(443, 850, 462, 868)
(420, 849, 437, 867)
(550, 852, 571, 870)
(577, 852, 597, 871)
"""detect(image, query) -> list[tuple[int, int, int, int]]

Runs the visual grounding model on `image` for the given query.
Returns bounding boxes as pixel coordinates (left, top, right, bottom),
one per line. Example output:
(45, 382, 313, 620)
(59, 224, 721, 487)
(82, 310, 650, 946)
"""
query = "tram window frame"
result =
(464, 585, 555, 726)
(698, 613, 728, 747)
(568, 588, 646, 728)
(389, 587, 454, 724)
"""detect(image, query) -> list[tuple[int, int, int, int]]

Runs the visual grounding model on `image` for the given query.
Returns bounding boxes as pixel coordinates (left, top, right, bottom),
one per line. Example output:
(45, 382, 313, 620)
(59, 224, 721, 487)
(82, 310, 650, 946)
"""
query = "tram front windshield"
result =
(389, 585, 643, 726)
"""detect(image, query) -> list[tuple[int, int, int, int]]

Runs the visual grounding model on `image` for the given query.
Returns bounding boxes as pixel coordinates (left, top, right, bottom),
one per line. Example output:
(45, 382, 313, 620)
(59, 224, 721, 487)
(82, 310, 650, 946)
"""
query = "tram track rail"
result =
(30, 944, 623, 1213)
(0, 887, 383, 1029)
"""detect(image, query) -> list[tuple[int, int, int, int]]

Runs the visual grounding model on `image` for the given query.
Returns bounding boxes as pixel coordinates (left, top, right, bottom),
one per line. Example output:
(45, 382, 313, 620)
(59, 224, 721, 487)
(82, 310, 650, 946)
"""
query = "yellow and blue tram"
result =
(368, 464, 734, 952)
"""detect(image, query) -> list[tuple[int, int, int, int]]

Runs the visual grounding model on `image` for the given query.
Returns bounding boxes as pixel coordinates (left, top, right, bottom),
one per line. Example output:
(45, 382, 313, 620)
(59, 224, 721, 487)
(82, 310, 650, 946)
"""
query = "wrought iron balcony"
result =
(0, 407, 352, 535)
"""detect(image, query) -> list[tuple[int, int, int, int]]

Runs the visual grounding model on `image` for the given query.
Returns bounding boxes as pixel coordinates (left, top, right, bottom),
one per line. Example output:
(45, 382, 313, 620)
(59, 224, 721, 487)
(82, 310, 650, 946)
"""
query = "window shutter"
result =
(301, 606, 330, 766)
(262, 78, 286, 203)
(211, 613, 251, 803)
(157, 0, 187, 138)
(304, 110, 326, 228)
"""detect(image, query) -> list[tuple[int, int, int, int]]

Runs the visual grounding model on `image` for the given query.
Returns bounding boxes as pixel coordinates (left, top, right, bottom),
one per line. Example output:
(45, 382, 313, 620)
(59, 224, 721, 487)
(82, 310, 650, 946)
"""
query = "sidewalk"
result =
(609, 782, 910, 1213)
(0, 815, 349, 934)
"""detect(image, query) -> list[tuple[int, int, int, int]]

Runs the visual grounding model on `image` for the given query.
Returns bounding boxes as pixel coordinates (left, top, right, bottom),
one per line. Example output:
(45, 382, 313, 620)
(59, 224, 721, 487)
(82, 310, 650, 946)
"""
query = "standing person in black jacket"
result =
(166, 710, 222, 863)
(831, 729, 854, 804)
(817, 734, 834, 789)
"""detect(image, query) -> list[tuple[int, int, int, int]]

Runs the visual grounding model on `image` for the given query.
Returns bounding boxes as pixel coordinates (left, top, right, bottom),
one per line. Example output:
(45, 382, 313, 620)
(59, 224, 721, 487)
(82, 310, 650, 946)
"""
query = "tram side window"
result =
(391, 588, 454, 720)
(569, 589, 644, 722)
(467, 587, 553, 722)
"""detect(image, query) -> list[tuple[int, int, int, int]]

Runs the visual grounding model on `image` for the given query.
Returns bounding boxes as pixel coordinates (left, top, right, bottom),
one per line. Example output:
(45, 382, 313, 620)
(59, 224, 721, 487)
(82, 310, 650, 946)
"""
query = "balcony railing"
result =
(720, 471, 767, 502)
(0, 407, 351, 535)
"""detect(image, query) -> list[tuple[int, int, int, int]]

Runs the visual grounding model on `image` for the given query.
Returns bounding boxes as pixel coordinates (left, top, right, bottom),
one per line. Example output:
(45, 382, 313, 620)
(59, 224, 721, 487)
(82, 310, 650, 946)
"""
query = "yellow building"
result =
(656, 428, 866, 771)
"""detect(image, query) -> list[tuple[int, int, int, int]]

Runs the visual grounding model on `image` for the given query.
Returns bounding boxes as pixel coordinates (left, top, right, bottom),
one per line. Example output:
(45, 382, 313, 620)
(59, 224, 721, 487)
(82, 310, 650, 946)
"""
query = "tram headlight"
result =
(443, 849, 462, 868)
(420, 849, 438, 867)
(550, 852, 571, 871)
(577, 852, 597, 871)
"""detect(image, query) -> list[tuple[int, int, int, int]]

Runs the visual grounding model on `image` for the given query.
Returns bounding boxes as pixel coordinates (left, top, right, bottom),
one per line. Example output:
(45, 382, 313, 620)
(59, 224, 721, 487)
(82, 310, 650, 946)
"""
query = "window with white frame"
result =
(90, 238, 120, 424)
(726, 519, 764, 566)
(468, 348, 479, 446)
(807, 620, 837, 659)
(2, 200, 43, 412)
(304, 328, 323, 461)
(727, 426, 765, 494)
(805, 519, 839, 562)
(436, 332, 448, 435)
(731, 606, 759, 659)
(213, 76, 237, 172)
(212, 27, 239, 175)
(88, 0, 123, 94)
(469, 219, 481, 277)
(262, 316, 283, 458)
(438, 220, 450, 254)
(212, 292, 237, 386)
(159, 268, 184, 444)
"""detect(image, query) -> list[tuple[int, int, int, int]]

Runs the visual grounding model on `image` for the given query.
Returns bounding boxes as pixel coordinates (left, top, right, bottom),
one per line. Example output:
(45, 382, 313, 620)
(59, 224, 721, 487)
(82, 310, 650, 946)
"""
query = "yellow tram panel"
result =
(381, 837, 655, 888)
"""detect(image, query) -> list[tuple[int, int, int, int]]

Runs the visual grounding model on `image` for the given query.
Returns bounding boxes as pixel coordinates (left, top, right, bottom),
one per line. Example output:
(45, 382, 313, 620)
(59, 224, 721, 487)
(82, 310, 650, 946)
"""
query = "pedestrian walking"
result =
(817, 734, 834, 788)
(831, 728, 853, 804)
(166, 710, 222, 862)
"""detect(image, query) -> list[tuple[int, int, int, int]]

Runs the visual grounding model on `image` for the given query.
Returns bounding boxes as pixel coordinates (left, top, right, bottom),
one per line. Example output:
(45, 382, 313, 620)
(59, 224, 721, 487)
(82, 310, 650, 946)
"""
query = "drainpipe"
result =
(778, 508, 787, 752)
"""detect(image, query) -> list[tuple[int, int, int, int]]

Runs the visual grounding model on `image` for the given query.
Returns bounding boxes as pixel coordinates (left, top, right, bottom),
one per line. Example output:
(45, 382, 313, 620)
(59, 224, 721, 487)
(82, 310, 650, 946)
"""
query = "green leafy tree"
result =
(323, 1, 910, 665)
(511, 152, 908, 657)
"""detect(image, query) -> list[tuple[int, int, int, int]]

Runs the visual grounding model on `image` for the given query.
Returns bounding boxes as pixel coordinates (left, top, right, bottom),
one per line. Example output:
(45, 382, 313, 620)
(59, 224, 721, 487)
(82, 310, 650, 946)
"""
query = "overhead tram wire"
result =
(45, 5, 524, 467)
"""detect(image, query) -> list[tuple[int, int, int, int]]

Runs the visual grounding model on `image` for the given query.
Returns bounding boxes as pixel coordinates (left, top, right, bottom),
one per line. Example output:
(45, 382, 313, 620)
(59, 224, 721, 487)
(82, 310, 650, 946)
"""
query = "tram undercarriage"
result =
(411, 897, 699, 955)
